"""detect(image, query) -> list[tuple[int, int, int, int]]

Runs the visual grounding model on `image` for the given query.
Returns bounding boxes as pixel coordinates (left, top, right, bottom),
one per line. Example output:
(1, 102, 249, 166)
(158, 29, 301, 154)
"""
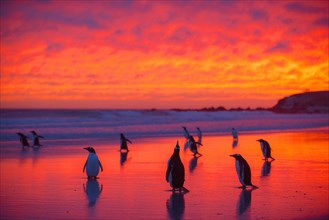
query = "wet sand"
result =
(1, 129, 328, 219)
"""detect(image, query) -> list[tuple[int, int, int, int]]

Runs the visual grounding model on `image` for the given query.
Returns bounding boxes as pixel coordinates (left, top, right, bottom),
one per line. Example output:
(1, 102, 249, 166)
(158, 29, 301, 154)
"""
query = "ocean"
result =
(0, 109, 328, 147)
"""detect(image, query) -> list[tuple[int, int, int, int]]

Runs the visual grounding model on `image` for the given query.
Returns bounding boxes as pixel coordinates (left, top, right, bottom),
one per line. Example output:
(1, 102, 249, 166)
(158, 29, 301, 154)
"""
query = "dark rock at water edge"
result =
(271, 91, 329, 113)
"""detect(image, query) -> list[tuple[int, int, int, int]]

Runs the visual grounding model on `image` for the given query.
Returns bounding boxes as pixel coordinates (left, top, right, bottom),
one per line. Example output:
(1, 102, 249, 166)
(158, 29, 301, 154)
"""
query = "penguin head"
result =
(230, 154, 241, 159)
(30, 131, 37, 135)
(84, 146, 96, 154)
(257, 139, 264, 142)
(17, 132, 24, 137)
(174, 141, 180, 151)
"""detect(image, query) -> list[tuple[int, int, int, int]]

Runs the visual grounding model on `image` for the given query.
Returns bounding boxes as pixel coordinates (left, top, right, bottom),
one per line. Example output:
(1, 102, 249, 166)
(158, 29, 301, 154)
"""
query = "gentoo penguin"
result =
(196, 127, 202, 147)
(188, 135, 202, 157)
(182, 126, 190, 139)
(83, 147, 103, 179)
(232, 128, 238, 140)
(30, 130, 44, 147)
(256, 139, 275, 161)
(16, 132, 30, 148)
(166, 142, 189, 192)
(230, 154, 258, 188)
(120, 133, 132, 152)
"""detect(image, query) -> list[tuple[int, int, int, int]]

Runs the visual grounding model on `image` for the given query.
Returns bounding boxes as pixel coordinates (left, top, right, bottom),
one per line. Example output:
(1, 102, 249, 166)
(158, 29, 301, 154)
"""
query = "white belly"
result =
(260, 142, 266, 157)
(86, 154, 100, 177)
(236, 161, 245, 186)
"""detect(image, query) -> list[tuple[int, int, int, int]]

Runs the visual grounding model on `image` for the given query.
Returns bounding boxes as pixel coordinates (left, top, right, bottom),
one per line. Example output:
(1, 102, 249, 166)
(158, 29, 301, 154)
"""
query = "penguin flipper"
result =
(166, 159, 172, 182)
(83, 160, 88, 173)
(99, 160, 103, 172)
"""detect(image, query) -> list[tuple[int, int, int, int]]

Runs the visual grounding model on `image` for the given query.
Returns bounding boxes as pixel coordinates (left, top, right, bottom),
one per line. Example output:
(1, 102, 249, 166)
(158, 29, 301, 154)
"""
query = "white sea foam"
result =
(0, 109, 328, 144)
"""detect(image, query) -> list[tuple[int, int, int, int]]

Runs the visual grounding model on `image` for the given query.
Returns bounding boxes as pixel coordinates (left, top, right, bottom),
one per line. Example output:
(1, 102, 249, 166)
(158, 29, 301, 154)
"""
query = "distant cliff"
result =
(271, 91, 329, 113)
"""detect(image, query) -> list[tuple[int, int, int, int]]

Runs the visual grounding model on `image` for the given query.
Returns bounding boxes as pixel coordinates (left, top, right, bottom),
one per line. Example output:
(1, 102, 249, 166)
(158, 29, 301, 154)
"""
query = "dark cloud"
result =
(265, 41, 290, 53)
(169, 27, 193, 43)
(313, 17, 329, 27)
(249, 9, 269, 21)
(46, 42, 64, 54)
(285, 2, 324, 14)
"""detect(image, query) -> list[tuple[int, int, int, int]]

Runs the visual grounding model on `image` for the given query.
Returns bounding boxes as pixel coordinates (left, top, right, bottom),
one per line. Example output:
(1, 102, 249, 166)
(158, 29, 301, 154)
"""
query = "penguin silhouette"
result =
(196, 127, 202, 147)
(120, 133, 132, 152)
(257, 139, 275, 161)
(166, 142, 189, 192)
(182, 126, 190, 139)
(230, 154, 258, 188)
(188, 135, 202, 157)
(83, 147, 103, 179)
(16, 132, 30, 148)
(30, 130, 44, 147)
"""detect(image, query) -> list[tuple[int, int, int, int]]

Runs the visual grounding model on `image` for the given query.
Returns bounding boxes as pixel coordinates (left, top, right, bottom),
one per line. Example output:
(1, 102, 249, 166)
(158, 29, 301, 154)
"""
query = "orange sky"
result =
(1, 1, 328, 109)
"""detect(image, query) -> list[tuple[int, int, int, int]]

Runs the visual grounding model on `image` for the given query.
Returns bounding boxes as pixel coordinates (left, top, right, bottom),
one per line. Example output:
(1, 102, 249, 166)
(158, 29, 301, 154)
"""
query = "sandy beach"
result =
(1, 128, 328, 220)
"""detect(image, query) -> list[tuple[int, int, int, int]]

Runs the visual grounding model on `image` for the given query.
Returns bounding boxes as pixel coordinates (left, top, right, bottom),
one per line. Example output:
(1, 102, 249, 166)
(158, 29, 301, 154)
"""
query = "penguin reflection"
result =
(232, 139, 238, 148)
(120, 151, 129, 166)
(166, 192, 185, 220)
(237, 188, 255, 215)
(261, 161, 272, 177)
(189, 156, 200, 173)
(83, 179, 103, 207)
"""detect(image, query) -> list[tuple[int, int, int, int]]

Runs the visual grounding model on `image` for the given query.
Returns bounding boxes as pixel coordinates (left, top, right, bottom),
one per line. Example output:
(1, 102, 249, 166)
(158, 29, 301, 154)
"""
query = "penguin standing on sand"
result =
(166, 142, 189, 192)
(120, 133, 132, 152)
(257, 139, 275, 161)
(30, 130, 44, 147)
(83, 147, 103, 179)
(17, 132, 30, 148)
(182, 127, 190, 139)
(188, 135, 202, 157)
(196, 127, 202, 147)
(230, 154, 258, 188)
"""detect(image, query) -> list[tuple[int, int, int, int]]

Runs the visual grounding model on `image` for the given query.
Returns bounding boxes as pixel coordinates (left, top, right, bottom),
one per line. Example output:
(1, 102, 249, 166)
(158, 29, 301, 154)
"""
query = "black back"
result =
(166, 146, 185, 188)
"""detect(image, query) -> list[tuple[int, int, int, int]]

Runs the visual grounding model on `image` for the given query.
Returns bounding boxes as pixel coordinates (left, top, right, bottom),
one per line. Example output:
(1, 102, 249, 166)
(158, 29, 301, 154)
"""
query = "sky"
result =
(1, 0, 328, 109)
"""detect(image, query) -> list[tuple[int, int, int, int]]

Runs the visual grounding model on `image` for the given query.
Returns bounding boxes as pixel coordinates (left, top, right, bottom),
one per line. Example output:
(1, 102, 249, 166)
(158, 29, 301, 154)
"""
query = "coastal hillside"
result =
(271, 91, 329, 113)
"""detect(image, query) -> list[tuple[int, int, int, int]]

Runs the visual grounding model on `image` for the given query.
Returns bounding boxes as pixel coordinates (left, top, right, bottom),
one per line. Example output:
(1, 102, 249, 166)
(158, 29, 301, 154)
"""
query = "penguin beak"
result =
(83, 147, 89, 151)
(229, 154, 235, 158)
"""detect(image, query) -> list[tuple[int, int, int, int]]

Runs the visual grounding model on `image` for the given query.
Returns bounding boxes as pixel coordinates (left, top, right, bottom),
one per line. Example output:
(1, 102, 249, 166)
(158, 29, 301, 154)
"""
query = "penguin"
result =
(120, 133, 132, 152)
(232, 128, 238, 140)
(182, 126, 190, 139)
(230, 154, 258, 188)
(166, 141, 189, 192)
(30, 130, 44, 147)
(188, 135, 202, 157)
(256, 139, 275, 161)
(83, 147, 103, 179)
(16, 132, 30, 148)
(196, 127, 202, 147)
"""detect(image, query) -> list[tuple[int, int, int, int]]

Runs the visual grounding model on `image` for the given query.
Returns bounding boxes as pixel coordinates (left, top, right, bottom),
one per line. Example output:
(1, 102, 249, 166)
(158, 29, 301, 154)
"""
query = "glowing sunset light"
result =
(1, 0, 328, 109)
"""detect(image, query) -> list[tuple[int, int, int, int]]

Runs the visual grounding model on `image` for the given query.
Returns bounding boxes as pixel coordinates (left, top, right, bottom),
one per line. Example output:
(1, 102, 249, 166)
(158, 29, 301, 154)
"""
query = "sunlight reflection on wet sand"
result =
(1, 129, 328, 219)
